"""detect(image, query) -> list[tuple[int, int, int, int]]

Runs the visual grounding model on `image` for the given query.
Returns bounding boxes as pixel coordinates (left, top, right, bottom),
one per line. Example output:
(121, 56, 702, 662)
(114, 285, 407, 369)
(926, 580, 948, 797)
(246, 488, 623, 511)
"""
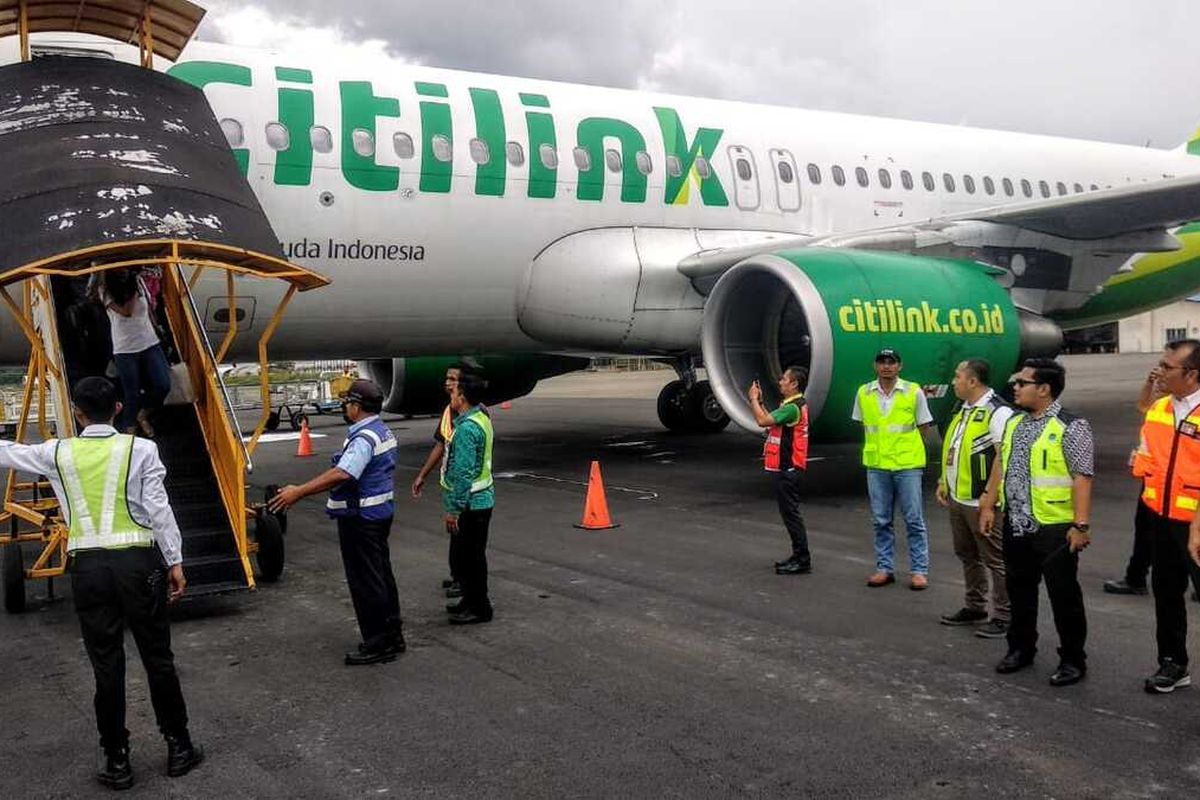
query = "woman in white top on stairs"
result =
(95, 268, 171, 437)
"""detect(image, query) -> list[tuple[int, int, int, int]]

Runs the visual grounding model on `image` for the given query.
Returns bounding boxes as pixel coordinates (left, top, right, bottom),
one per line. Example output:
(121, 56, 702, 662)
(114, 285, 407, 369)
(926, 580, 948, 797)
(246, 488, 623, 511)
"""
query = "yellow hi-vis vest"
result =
(940, 396, 1006, 501)
(55, 435, 154, 553)
(463, 410, 495, 494)
(998, 413, 1075, 525)
(858, 381, 926, 470)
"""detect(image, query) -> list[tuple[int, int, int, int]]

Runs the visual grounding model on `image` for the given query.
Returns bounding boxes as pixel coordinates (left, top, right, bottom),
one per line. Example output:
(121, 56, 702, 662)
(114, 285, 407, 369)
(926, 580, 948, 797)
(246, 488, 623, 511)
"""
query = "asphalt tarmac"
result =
(1, 354, 1198, 798)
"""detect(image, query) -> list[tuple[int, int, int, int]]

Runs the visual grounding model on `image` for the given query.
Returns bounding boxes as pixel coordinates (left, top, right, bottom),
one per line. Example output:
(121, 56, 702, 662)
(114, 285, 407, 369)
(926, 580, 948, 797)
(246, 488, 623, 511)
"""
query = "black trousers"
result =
(1128, 498, 1200, 594)
(1003, 522, 1088, 665)
(336, 516, 402, 649)
(70, 548, 188, 752)
(772, 469, 810, 563)
(453, 508, 493, 614)
(1149, 513, 1193, 666)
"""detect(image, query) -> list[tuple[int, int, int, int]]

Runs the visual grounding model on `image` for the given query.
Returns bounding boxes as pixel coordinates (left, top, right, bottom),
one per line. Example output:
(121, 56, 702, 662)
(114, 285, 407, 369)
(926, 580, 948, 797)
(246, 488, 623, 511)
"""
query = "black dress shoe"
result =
(1049, 662, 1086, 687)
(775, 560, 812, 575)
(442, 577, 456, 589)
(165, 733, 204, 778)
(445, 581, 463, 599)
(448, 608, 494, 625)
(995, 649, 1035, 674)
(345, 644, 400, 665)
(773, 556, 797, 568)
(358, 635, 406, 655)
(447, 601, 468, 613)
(1103, 578, 1148, 595)
(97, 747, 134, 790)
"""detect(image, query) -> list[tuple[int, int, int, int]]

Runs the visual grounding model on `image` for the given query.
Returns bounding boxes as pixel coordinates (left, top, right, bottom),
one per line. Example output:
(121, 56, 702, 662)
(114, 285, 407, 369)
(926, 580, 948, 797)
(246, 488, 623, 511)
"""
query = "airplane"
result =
(4, 4, 1200, 446)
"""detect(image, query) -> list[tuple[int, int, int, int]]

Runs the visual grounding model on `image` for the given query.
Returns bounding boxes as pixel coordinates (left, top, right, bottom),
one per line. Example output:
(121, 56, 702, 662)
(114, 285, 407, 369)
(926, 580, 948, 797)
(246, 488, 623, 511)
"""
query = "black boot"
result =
(97, 747, 134, 790)
(166, 732, 204, 778)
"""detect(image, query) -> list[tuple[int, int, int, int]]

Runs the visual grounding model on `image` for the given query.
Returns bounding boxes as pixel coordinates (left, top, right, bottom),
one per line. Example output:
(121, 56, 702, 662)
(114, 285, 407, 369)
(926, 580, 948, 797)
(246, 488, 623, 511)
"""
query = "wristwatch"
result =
(1072, 523, 1090, 533)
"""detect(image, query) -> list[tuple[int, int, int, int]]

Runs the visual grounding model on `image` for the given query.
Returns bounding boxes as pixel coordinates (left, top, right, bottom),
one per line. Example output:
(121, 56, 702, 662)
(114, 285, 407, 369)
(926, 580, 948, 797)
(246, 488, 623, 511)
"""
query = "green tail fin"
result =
(1189, 127, 1200, 156)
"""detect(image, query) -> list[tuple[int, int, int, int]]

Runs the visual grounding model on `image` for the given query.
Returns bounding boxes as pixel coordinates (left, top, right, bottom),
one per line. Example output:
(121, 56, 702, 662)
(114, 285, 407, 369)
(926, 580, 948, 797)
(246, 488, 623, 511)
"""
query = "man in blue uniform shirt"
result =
(271, 379, 404, 665)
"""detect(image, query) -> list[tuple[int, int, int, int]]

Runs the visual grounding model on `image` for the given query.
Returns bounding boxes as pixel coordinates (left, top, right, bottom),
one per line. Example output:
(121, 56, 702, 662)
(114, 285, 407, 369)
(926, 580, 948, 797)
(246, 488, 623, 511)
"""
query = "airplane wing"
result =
(679, 173, 1200, 279)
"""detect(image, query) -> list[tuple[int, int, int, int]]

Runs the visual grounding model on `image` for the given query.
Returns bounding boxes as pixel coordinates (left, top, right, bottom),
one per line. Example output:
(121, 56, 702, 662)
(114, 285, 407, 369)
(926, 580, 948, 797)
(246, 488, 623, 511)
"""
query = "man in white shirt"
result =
(851, 349, 936, 589)
(0, 377, 202, 789)
(936, 359, 1014, 638)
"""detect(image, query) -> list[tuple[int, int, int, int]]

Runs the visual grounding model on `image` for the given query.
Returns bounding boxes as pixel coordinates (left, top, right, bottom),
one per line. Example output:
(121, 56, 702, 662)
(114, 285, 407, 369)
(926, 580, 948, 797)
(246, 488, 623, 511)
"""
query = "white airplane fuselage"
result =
(1, 34, 1198, 364)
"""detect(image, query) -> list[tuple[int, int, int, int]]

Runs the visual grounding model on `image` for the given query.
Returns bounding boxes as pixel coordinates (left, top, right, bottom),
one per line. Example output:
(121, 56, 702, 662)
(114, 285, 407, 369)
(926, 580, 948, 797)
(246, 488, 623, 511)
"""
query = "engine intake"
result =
(701, 248, 1058, 440)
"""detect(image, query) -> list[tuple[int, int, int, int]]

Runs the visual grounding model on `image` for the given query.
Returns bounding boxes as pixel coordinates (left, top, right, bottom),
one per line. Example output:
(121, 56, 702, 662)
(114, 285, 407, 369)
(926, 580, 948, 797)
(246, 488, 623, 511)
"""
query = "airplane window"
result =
(1020, 179, 1033, 197)
(573, 147, 591, 171)
(667, 155, 682, 177)
(432, 134, 453, 163)
(855, 167, 869, 187)
(1090, 183, 1099, 191)
(1002, 178, 1014, 196)
(900, 170, 913, 190)
(736, 158, 752, 181)
(635, 151, 653, 175)
(351, 129, 375, 158)
(963, 174, 976, 194)
(695, 156, 712, 179)
(219, 118, 244, 148)
(922, 171, 935, 191)
(1073, 182, 1083, 194)
(807, 163, 822, 184)
(943, 173, 956, 192)
(606, 149, 623, 173)
(1038, 180, 1050, 198)
(878, 169, 892, 189)
(506, 141, 525, 167)
(1056, 181, 1067, 196)
(469, 138, 491, 165)
(265, 122, 290, 151)
(983, 176, 995, 195)
(393, 132, 415, 159)
(310, 126, 333, 154)
(832, 165, 846, 186)
(539, 143, 558, 169)
(777, 161, 794, 184)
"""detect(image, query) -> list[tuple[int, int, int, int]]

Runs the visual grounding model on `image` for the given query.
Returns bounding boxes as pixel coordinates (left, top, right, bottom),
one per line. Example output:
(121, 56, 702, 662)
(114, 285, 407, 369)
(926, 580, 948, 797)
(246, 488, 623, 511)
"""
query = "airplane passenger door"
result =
(727, 145, 760, 210)
(769, 149, 801, 212)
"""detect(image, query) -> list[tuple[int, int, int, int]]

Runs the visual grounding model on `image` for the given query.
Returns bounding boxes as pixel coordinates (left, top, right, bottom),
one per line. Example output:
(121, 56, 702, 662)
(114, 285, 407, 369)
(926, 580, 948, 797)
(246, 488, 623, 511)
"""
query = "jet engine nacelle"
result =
(358, 354, 590, 416)
(700, 248, 1061, 439)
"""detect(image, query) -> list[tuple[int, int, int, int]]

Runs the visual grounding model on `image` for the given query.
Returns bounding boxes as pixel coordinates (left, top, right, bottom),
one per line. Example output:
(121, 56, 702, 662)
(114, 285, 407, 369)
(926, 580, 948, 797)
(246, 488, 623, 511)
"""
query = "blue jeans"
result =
(866, 468, 929, 575)
(114, 344, 171, 429)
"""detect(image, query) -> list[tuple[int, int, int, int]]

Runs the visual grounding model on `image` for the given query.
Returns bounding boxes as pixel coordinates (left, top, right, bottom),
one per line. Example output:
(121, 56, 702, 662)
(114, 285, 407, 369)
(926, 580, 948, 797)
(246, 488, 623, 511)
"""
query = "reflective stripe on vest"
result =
(940, 399, 1005, 501)
(463, 411, 495, 493)
(999, 413, 1075, 525)
(55, 435, 153, 553)
(327, 492, 394, 510)
(858, 381, 925, 471)
(1137, 395, 1200, 522)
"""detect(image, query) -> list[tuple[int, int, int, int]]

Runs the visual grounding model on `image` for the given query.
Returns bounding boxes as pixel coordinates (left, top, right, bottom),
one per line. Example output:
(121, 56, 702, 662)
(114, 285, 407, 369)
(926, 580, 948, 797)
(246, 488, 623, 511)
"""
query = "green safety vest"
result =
(463, 410, 494, 494)
(55, 435, 154, 553)
(999, 413, 1075, 525)
(858, 381, 926, 470)
(940, 397, 1006, 501)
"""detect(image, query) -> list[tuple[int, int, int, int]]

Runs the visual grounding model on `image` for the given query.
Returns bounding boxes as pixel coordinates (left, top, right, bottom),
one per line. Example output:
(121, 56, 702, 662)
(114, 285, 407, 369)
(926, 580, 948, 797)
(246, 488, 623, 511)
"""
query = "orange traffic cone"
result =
(295, 419, 314, 457)
(574, 460, 619, 530)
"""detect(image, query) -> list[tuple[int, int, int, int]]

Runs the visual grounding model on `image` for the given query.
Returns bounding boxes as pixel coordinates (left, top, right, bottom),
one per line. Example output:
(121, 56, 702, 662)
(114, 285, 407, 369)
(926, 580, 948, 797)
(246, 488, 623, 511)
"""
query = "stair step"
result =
(183, 580, 249, 599)
(182, 553, 246, 587)
(181, 528, 237, 559)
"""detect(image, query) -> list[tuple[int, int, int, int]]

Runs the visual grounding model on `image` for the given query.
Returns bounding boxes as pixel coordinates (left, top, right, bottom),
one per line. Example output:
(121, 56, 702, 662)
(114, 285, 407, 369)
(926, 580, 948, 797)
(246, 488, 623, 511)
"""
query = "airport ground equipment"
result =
(0, 0, 330, 611)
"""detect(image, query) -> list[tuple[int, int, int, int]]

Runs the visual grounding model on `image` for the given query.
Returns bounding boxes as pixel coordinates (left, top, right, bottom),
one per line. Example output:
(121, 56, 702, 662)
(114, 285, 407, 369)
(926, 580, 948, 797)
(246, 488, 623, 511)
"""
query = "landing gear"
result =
(656, 358, 731, 434)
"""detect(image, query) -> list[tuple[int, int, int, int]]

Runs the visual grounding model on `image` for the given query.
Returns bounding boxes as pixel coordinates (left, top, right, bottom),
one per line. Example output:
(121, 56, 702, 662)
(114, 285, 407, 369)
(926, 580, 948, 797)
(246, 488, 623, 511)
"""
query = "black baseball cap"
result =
(344, 379, 384, 412)
(875, 348, 901, 362)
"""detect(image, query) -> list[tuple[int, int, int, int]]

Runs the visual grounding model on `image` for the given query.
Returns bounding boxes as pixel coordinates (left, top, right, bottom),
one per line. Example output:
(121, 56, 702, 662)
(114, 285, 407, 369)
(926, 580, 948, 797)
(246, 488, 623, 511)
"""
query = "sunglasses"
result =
(1009, 378, 1041, 388)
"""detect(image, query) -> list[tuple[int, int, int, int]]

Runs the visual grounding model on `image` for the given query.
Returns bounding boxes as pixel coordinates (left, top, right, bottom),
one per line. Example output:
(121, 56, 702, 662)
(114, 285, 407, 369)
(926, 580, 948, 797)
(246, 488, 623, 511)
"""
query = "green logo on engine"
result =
(837, 299, 1007, 335)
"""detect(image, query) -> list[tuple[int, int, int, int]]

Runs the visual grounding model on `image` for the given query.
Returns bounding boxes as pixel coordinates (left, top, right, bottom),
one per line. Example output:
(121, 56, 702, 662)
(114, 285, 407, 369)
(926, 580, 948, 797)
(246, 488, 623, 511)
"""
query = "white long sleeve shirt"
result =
(0, 425, 183, 565)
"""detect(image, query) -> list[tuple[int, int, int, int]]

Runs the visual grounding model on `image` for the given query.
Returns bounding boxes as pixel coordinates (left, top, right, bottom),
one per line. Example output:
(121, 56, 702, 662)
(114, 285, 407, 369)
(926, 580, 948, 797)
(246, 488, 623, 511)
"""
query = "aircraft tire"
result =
(657, 380, 691, 432)
(265, 411, 281, 432)
(254, 511, 285, 583)
(3, 542, 26, 613)
(687, 381, 730, 433)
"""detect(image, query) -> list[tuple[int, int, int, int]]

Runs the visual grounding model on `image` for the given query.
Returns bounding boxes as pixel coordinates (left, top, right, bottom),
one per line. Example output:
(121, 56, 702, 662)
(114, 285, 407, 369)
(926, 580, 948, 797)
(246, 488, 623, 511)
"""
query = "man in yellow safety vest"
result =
(0, 377, 202, 790)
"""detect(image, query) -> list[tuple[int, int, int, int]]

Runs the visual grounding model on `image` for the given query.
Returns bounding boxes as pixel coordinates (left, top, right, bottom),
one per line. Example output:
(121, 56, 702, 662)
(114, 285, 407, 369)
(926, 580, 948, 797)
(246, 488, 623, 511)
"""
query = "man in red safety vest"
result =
(748, 366, 812, 575)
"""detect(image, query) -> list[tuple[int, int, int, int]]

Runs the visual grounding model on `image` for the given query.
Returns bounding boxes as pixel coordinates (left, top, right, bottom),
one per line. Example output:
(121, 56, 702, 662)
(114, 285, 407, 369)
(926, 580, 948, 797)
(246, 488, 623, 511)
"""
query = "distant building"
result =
(1117, 297, 1200, 353)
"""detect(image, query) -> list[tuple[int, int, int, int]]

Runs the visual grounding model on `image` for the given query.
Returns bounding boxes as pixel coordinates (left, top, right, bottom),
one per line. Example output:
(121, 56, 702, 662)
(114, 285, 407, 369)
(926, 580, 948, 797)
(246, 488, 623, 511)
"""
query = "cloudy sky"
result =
(195, 0, 1198, 149)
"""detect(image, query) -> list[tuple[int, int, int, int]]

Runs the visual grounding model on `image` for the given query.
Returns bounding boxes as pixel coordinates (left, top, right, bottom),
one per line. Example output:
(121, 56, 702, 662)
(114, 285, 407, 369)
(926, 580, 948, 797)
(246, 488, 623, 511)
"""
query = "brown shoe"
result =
(910, 574, 928, 591)
(866, 571, 895, 587)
